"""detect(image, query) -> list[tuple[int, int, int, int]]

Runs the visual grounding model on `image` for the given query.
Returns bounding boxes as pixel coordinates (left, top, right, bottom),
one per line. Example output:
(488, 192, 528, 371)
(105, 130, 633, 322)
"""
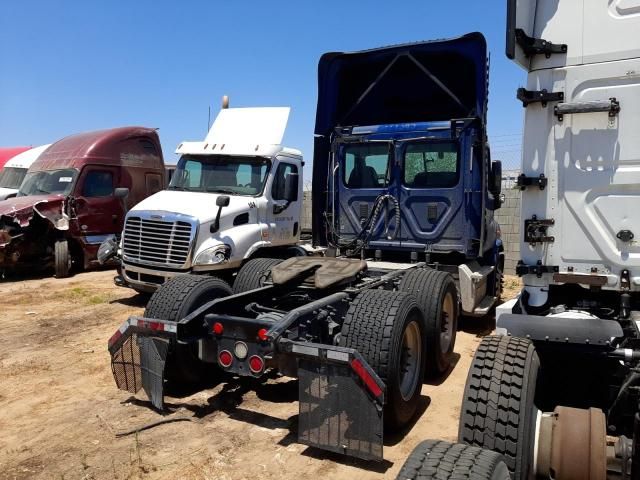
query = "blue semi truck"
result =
(107, 32, 503, 461)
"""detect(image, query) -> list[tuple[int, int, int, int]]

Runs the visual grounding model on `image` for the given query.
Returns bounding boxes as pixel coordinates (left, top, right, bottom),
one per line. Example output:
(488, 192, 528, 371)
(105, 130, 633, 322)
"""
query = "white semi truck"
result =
(113, 104, 304, 293)
(396, 1, 640, 479)
(0, 144, 51, 200)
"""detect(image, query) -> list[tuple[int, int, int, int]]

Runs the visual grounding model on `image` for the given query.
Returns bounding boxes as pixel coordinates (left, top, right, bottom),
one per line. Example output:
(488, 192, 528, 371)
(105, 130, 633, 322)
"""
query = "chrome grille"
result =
(123, 216, 194, 267)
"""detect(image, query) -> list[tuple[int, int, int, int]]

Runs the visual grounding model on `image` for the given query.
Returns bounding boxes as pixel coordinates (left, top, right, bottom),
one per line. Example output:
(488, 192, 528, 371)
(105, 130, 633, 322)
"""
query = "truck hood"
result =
(0, 194, 68, 228)
(314, 32, 488, 133)
(129, 189, 253, 224)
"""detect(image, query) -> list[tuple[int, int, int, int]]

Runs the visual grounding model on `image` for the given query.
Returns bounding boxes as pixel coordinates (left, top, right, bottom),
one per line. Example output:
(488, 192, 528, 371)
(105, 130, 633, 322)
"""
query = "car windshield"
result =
(0, 167, 28, 189)
(17, 169, 78, 197)
(168, 154, 270, 195)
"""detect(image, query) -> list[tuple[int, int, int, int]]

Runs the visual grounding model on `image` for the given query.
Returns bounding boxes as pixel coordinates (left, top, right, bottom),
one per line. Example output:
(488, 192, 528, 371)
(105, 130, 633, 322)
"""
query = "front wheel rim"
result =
(399, 320, 422, 401)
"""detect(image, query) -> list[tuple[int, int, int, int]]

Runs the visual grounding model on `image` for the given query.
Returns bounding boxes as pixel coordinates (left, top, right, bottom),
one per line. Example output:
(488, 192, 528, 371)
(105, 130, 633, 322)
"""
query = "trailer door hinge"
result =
(524, 215, 555, 245)
(515, 28, 567, 58)
(517, 88, 564, 107)
(555, 98, 621, 121)
(516, 260, 559, 278)
(517, 174, 548, 191)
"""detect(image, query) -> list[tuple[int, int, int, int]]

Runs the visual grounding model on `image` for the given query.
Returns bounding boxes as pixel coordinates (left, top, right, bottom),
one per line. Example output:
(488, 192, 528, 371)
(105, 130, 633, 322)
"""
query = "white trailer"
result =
(396, 2, 640, 479)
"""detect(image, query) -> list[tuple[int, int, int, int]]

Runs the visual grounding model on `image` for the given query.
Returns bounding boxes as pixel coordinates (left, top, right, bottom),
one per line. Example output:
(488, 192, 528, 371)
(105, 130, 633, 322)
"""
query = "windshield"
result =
(0, 167, 28, 190)
(169, 155, 270, 195)
(18, 169, 78, 197)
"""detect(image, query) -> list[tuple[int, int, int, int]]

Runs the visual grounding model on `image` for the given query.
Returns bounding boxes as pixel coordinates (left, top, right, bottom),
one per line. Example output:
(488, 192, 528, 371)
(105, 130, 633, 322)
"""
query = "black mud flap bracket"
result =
(515, 28, 567, 58)
(108, 316, 177, 410)
(525, 216, 555, 245)
(497, 313, 623, 347)
(517, 88, 564, 107)
(516, 261, 559, 278)
(280, 339, 385, 461)
(517, 173, 548, 191)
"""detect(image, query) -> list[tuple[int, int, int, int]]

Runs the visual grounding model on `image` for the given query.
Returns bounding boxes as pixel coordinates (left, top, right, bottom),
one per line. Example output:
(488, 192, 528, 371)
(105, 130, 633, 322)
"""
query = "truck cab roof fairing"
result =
(311, 33, 489, 247)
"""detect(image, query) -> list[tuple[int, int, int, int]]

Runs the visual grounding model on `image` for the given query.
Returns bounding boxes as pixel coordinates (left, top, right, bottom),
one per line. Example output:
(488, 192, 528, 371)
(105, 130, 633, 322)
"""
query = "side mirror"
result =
(489, 161, 502, 196)
(114, 187, 130, 199)
(216, 195, 231, 207)
(283, 173, 299, 203)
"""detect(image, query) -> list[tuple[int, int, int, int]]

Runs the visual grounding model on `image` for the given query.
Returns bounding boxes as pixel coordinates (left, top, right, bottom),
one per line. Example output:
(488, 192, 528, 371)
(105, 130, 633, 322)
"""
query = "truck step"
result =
(471, 296, 497, 316)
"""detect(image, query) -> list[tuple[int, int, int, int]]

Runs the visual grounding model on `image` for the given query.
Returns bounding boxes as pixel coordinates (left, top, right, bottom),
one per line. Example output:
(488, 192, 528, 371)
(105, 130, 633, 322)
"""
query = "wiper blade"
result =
(206, 188, 236, 194)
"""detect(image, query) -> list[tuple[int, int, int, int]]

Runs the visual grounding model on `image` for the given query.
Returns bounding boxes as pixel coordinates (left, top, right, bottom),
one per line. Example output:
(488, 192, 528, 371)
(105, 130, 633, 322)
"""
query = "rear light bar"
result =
(107, 316, 178, 349)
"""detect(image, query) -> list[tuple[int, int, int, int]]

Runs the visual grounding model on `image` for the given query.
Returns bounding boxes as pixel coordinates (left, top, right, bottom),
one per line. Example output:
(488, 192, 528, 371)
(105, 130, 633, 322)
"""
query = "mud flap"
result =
(109, 317, 176, 410)
(138, 337, 168, 410)
(292, 342, 385, 461)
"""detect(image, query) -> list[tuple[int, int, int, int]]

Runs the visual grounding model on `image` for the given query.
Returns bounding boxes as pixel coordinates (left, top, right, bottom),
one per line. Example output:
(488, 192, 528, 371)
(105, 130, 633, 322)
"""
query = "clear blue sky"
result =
(0, 1, 526, 174)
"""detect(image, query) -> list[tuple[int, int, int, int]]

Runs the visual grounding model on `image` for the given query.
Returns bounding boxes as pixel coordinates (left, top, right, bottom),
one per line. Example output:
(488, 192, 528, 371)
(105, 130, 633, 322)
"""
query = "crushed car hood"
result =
(0, 194, 69, 229)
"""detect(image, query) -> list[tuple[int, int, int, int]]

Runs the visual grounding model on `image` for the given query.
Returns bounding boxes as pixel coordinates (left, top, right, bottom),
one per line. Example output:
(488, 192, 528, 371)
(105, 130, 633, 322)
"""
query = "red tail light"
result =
(350, 358, 383, 398)
(249, 355, 265, 373)
(257, 328, 269, 341)
(218, 350, 233, 368)
(212, 322, 224, 335)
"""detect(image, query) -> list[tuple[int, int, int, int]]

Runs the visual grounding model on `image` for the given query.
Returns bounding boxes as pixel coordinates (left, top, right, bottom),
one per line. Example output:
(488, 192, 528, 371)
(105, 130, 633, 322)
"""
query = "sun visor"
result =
(314, 33, 488, 136)
(205, 107, 290, 146)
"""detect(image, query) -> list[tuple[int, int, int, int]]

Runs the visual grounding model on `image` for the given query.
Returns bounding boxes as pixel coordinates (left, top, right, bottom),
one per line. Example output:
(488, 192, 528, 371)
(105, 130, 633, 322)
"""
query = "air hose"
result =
(328, 193, 400, 252)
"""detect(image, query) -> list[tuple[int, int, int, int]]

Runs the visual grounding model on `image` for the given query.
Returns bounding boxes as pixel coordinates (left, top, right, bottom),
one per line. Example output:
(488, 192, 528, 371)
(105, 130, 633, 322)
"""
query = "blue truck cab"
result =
(313, 32, 503, 314)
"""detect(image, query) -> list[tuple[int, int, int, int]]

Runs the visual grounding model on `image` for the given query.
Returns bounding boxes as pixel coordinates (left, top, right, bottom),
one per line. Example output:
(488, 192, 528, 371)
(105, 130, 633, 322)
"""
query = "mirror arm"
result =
(211, 206, 224, 233)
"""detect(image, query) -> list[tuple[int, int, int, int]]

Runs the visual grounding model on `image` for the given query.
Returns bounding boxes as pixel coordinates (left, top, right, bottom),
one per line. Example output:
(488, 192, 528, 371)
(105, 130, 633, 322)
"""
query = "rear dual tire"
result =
(399, 269, 459, 377)
(397, 440, 510, 480)
(144, 274, 233, 386)
(340, 289, 426, 430)
(458, 336, 539, 480)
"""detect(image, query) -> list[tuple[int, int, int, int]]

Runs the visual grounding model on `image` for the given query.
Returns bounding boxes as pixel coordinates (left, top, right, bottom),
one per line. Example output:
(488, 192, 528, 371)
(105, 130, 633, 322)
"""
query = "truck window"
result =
(18, 169, 78, 196)
(404, 142, 459, 188)
(343, 143, 390, 189)
(82, 171, 114, 197)
(272, 163, 298, 201)
(145, 173, 163, 195)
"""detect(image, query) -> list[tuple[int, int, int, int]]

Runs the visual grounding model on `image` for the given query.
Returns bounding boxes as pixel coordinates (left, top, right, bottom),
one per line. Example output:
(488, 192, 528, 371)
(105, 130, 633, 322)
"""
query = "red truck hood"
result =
(0, 194, 67, 228)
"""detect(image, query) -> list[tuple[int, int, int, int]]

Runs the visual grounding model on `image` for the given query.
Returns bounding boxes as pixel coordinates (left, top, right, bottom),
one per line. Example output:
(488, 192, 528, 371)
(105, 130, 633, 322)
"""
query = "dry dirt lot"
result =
(0, 270, 521, 480)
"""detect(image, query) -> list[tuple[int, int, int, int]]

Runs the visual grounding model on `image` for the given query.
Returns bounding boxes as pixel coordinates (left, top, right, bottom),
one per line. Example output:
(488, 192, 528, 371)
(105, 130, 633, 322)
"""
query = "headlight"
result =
(194, 245, 230, 266)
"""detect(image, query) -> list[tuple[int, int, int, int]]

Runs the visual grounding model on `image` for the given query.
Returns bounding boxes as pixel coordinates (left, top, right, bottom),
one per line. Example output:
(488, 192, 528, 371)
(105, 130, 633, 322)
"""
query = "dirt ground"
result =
(0, 270, 522, 480)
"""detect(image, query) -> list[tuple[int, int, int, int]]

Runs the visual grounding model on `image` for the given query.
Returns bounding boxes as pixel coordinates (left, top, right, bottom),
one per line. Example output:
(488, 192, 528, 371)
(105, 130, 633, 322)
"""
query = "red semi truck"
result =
(0, 127, 166, 278)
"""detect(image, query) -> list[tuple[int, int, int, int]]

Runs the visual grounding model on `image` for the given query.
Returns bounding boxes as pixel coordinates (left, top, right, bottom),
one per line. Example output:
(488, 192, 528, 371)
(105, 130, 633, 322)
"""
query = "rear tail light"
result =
(249, 355, 265, 374)
(218, 350, 233, 368)
(212, 322, 224, 335)
(257, 328, 269, 342)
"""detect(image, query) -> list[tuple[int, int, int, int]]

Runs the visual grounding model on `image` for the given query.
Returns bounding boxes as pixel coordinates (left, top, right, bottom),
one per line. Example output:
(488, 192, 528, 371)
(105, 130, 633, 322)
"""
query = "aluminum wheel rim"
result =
(399, 320, 421, 401)
(440, 292, 455, 354)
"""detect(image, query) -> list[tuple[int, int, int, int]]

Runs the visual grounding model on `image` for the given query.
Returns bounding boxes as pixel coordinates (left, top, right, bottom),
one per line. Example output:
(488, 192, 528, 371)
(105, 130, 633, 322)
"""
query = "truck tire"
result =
(340, 289, 426, 430)
(54, 239, 71, 278)
(458, 336, 539, 480)
(144, 274, 233, 386)
(396, 440, 510, 480)
(399, 269, 458, 376)
(233, 258, 282, 294)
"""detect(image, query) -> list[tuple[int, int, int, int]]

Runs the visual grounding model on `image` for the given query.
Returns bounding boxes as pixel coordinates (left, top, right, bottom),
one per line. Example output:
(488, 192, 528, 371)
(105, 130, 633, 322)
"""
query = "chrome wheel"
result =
(399, 320, 422, 401)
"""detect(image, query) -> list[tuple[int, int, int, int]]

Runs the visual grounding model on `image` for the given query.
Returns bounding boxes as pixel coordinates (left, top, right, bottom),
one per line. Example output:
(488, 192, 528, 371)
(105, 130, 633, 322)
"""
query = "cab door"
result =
(397, 141, 466, 253)
(72, 166, 125, 240)
(265, 159, 302, 245)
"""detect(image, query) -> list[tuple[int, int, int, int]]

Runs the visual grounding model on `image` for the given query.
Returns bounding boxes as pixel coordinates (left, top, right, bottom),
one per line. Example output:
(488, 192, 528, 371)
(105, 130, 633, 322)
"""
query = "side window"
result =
(343, 143, 390, 188)
(183, 160, 202, 189)
(82, 171, 114, 197)
(145, 173, 162, 195)
(272, 163, 298, 201)
(404, 143, 459, 188)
